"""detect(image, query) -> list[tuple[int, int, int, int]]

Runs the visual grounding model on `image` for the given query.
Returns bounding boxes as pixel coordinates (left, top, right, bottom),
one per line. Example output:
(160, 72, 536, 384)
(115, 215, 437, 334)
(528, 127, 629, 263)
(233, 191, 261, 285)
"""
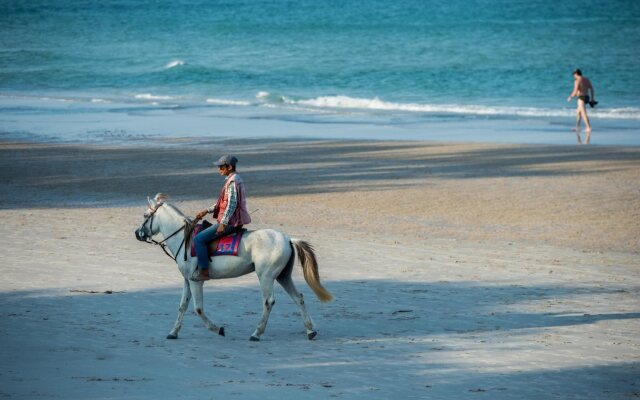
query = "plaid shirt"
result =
(207, 175, 238, 225)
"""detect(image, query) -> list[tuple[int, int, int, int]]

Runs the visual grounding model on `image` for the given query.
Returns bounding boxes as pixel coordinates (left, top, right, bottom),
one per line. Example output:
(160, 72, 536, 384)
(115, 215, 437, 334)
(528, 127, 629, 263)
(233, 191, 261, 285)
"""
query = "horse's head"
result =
(134, 193, 168, 241)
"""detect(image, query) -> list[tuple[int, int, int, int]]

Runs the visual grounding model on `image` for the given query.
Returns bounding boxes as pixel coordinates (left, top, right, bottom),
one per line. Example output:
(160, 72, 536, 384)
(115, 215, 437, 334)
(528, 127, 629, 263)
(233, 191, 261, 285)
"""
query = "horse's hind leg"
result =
(250, 276, 276, 341)
(167, 279, 192, 339)
(277, 273, 317, 340)
(189, 280, 225, 337)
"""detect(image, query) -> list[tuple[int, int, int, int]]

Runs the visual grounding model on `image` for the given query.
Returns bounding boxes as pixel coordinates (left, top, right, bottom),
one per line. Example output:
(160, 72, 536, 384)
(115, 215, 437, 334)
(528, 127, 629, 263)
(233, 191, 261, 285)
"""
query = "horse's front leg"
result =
(189, 280, 225, 337)
(166, 278, 192, 339)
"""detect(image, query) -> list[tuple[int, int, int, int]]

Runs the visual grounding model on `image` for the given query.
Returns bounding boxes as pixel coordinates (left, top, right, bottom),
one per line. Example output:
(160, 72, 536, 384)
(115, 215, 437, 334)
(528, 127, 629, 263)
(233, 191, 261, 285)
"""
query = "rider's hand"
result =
(195, 210, 207, 220)
(216, 224, 226, 234)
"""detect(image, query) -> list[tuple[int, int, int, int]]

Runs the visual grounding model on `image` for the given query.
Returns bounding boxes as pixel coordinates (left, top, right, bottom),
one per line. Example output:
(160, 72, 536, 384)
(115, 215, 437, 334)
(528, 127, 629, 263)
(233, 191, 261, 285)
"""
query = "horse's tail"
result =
(291, 239, 334, 303)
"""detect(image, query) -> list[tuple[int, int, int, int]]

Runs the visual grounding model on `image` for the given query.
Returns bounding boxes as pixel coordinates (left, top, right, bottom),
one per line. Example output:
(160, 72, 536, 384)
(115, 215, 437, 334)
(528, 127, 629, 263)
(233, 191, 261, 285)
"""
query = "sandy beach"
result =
(1, 138, 639, 399)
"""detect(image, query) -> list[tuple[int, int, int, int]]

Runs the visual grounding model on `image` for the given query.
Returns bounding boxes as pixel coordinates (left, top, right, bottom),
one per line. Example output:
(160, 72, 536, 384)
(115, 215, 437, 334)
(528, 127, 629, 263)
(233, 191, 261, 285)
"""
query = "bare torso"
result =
(576, 76, 593, 96)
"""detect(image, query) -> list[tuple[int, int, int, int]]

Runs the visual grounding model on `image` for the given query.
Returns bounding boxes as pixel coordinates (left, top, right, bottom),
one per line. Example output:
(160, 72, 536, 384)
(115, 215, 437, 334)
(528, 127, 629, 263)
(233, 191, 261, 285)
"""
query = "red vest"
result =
(213, 173, 251, 226)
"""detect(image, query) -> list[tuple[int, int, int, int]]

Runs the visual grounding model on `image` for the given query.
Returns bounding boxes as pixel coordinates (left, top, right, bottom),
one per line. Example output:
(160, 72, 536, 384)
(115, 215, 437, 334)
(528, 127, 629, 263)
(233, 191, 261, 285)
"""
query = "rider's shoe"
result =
(194, 269, 210, 281)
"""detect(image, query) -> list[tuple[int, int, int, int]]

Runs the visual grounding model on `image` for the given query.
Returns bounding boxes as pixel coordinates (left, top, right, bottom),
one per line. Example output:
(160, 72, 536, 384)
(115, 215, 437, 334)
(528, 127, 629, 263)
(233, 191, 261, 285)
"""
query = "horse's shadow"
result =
(1, 279, 638, 399)
(1, 279, 636, 341)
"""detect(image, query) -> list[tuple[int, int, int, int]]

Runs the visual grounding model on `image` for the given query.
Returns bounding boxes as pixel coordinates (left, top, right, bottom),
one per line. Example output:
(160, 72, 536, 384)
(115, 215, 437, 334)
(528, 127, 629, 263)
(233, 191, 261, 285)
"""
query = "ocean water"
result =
(1, 0, 639, 145)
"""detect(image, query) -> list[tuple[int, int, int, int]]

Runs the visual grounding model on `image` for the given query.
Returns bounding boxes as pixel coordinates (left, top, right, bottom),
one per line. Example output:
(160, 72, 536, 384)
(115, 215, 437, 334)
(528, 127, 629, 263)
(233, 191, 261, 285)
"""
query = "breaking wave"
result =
(267, 94, 640, 120)
(134, 93, 175, 101)
(206, 98, 252, 106)
(165, 60, 185, 69)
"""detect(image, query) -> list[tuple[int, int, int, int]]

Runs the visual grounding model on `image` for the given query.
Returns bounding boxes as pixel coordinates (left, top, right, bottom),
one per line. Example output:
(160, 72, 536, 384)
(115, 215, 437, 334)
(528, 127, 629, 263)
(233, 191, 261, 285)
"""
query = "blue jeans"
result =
(193, 223, 237, 270)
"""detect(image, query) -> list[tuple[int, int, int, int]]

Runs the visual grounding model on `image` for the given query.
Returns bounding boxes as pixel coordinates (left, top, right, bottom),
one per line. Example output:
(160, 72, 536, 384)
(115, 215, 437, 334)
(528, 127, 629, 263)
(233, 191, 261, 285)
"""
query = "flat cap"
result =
(214, 155, 238, 167)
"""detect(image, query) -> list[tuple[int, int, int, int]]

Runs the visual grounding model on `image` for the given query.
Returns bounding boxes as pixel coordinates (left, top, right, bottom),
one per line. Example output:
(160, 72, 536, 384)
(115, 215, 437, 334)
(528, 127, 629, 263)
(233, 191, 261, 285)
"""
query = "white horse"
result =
(134, 193, 333, 341)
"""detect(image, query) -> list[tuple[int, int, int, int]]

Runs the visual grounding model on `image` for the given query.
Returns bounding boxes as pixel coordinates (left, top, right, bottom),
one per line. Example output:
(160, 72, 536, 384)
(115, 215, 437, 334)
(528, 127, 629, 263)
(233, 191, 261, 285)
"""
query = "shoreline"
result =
(2, 93, 640, 147)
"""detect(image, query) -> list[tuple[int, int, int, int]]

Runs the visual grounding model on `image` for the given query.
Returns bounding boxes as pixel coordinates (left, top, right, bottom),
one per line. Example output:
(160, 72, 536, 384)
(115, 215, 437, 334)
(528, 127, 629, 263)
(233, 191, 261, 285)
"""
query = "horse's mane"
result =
(162, 202, 197, 257)
(163, 203, 188, 220)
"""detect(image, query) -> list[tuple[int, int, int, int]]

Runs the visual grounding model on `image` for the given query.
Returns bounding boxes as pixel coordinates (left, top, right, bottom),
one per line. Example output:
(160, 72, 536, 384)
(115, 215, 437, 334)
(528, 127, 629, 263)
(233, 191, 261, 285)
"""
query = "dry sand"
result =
(1, 139, 639, 399)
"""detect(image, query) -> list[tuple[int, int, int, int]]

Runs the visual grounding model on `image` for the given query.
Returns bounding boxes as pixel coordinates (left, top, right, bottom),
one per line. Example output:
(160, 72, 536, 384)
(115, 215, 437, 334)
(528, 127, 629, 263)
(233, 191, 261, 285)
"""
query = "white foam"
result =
(292, 95, 546, 116)
(134, 93, 174, 101)
(91, 98, 111, 104)
(38, 96, 75, 103)
(256, 91, 290, 104)
(283, 95, 640, 120)
(165, 60, 185, 69)
(206, 98, 251, 106)
(599, 107, 640, 119)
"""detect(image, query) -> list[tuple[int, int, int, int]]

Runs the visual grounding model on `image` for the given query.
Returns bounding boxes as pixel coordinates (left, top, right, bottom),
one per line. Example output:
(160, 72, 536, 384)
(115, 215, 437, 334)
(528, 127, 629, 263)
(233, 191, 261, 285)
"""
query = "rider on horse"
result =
(193, 155, 251, 281)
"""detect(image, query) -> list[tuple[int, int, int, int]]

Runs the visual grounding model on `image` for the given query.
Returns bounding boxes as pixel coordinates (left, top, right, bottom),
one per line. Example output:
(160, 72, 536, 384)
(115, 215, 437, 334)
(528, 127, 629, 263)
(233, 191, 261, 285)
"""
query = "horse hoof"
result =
(307, 331, 317, 340)
(218, 327, 225, 337)
(249, 336, 260, 342)
(166, 334, 178, 340)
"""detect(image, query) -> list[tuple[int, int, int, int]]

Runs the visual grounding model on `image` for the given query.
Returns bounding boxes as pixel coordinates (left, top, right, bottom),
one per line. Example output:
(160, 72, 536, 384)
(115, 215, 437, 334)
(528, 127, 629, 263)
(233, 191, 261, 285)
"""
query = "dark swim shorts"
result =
(578, 95, 590, 103)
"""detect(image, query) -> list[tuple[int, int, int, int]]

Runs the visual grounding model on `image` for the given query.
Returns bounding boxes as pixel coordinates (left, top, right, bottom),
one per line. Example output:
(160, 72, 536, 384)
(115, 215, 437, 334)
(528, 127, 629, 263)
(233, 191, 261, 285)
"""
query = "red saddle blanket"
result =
(190, 223, 243, 258)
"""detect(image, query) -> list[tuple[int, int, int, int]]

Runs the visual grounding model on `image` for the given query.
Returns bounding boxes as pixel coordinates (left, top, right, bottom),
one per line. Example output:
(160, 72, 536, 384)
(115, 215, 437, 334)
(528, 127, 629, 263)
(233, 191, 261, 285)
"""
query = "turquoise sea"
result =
(1, 0, 639, 144)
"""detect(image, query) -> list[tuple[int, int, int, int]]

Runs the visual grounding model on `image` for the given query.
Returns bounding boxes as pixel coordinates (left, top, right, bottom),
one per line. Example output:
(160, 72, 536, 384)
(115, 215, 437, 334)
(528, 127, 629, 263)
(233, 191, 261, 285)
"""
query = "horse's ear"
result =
(147, 196, 155, 208)
(154, 193, 168, 204)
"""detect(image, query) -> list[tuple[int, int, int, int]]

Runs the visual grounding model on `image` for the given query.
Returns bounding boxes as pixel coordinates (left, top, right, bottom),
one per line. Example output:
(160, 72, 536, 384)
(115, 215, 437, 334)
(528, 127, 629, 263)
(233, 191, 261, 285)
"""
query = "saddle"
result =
(190, 220, 245, 259)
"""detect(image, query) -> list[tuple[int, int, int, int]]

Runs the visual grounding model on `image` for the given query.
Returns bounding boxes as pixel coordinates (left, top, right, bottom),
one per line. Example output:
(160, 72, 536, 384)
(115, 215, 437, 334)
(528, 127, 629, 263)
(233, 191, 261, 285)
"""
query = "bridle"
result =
(137, 203, 192, 262)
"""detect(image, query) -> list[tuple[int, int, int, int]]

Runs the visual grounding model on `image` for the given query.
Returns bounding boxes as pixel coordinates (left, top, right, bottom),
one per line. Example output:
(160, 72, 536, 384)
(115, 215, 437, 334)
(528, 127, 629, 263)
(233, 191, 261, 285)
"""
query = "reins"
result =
(141, 204, 196, 262)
